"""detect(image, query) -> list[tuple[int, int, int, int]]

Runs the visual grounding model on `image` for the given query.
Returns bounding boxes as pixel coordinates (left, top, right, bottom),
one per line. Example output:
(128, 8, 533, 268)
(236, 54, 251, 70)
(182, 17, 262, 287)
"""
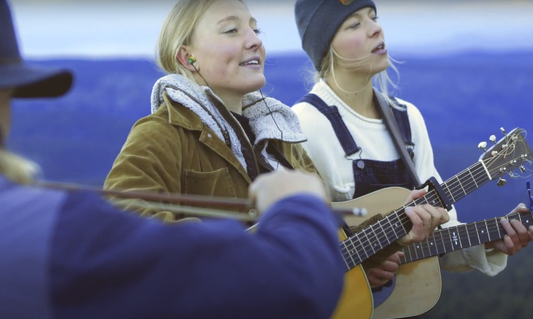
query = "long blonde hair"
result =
(314, 47, 401, 107)
(0, 149, 41, 184)
(156, 0, 246, 80)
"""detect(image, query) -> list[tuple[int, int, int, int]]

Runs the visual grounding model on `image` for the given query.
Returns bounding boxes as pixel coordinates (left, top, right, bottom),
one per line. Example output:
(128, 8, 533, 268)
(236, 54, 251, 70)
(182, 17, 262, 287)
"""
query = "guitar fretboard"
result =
(400, 210, 533, 264)
(340, 161, 506, 271)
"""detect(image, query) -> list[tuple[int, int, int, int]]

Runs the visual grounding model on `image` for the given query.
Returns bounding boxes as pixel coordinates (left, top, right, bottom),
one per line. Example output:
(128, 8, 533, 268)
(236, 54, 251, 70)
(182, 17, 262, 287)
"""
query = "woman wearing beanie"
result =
(293, 0, 533, 317)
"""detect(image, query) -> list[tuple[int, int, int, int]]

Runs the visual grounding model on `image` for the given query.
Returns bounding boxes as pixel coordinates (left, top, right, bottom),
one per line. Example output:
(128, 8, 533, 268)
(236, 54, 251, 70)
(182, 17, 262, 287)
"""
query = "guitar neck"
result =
(341, 161, 497, 271)
(400, 210, 533, 264)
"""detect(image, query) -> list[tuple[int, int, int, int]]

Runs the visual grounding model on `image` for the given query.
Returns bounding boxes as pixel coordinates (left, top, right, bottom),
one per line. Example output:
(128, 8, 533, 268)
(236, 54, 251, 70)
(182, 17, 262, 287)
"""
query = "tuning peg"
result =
(491, 151, 498, 157)
(501, 127, 507, 135)
(497, 177, 507, 186)
(478, 141, 487, 151)
(520, 166, 526, 173)
(489, 135, 497, 143)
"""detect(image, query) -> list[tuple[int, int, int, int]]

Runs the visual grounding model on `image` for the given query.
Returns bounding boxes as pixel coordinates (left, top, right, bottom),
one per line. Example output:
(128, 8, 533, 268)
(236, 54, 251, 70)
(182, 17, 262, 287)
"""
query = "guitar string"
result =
(399, 134, 532, 262)
(341, 157, 497, 257)
(341, 164, 529, 270)
(340, 158, 521, 268)
(399, 211, 533, 264)
(339, 137, 530, 267)
(339, 133, 525, 260)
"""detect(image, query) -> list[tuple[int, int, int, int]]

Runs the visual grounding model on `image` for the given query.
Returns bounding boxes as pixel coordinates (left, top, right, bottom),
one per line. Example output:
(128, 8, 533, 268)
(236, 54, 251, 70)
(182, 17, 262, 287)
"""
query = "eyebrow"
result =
(217, 16, 257, 25)
(347, 7, 376, 19)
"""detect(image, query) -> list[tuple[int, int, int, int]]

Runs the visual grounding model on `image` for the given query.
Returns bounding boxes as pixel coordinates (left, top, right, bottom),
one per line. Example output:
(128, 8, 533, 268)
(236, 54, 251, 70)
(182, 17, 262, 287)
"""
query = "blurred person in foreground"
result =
(0, 1, 348, 318)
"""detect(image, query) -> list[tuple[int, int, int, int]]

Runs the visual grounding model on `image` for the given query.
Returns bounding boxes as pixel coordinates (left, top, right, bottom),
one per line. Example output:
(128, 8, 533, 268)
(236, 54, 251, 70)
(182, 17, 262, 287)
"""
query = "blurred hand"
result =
(397, 189, 450, 246)
(248, 168, 328, 214)
(366, 252, 403, 287)
(485, 203, 533, 255)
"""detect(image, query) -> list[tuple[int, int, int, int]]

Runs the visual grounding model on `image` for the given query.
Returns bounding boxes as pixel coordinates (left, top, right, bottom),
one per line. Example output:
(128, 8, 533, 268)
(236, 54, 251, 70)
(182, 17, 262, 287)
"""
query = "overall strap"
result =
(298, 93, 360, 156)
(390, 97, 415, 156)
(374, 91, 421, 187)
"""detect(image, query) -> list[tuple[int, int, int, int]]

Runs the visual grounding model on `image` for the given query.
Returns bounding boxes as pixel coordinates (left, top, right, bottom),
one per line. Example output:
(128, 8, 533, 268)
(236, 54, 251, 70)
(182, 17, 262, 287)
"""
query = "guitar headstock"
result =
(479, 128, 532, 184)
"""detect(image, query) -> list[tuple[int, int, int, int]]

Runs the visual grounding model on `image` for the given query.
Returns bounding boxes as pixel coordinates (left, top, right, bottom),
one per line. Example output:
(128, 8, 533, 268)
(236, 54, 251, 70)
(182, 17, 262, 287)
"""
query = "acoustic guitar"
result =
(329, 127, 532, 319)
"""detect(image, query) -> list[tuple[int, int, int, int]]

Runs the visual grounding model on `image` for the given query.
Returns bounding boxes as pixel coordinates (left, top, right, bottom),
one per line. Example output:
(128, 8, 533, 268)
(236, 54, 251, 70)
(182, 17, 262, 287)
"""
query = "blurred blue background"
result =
(5, 0, 533, 318)
(8, 0, 533, 223)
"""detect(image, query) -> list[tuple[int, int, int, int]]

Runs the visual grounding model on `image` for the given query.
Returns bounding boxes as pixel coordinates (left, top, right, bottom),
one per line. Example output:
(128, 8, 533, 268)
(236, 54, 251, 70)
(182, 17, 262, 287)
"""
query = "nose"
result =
(368, 19, 383, 38)
(245, 27, 263, 51)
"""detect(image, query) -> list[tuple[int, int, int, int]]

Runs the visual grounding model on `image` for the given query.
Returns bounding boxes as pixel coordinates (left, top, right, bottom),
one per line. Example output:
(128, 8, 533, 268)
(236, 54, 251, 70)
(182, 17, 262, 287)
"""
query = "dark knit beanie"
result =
(295, 0, 377, 70)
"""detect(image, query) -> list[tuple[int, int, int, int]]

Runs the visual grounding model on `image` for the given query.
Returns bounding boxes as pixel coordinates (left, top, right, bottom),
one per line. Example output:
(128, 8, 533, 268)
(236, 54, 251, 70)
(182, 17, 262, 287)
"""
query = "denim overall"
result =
(298, 93, 416, 199)
(299, 93, 426, 318)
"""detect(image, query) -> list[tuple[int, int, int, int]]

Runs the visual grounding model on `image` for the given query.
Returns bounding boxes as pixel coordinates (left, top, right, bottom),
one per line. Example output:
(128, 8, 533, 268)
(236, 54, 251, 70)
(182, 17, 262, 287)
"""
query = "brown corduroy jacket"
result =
(104, 93, 317, 222)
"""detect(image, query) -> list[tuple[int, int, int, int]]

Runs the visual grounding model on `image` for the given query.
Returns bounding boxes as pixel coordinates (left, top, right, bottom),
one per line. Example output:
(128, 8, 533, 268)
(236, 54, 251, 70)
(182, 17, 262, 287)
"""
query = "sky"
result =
(8, 0, 533, 59)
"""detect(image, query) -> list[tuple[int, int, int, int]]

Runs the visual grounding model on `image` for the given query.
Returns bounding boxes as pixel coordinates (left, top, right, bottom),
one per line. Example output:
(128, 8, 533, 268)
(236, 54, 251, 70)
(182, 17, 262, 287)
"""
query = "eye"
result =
(349, 22, 361, 29)
(224, 28, 238, 34)
(372, 16, 379, 22)
(253, 28, 262, 35)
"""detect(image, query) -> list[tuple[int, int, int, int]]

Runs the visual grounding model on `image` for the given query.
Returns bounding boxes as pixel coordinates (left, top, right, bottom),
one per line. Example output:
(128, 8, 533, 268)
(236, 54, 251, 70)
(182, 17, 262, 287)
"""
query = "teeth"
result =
(241, 60, 259, 65)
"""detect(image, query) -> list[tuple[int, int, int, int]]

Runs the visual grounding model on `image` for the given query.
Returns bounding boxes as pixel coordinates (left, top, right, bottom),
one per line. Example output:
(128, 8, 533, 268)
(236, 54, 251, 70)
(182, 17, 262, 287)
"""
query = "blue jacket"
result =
(0, 176, 345, 319)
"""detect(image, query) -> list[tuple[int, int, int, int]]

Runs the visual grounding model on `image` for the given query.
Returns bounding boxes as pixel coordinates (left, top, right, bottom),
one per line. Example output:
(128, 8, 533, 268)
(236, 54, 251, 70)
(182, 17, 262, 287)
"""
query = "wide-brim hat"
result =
(0, 0, 73, 98)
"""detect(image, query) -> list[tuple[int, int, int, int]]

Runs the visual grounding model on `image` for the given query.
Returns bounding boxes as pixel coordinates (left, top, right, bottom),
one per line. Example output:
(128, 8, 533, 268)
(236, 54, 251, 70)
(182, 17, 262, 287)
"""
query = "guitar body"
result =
(332, 187, 442, 319)
(373, 257, 441, 319)
(330, 230, 374, 319)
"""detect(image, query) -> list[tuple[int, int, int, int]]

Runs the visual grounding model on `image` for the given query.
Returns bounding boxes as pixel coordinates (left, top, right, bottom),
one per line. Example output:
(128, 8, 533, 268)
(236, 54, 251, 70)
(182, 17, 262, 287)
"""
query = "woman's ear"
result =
(177, 46, 197, 72)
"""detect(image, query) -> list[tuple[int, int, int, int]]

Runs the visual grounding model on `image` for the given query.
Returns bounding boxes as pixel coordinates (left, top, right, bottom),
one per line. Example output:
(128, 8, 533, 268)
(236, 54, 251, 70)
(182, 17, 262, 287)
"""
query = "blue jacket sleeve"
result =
(49, 191, 345, 319)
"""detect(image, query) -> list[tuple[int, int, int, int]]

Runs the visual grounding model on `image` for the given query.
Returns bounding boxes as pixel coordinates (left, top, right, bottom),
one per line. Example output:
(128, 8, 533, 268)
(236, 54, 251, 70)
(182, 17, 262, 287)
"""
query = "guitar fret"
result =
(349, 235, 364, 265)
(369, 223, 384, 252)
(377, 219, 394, 251)
(496, 218, 502, 238)
(340, 241, 353, 270)
(477, 220, 489, 243)
(354, 234, 366, 264)
(484, 220, 492, 242)
(428, 234, 439, 256)
(466, 223, 480, 246)
(388, 213, 407, 239)
(403, 244, 413, 263)
(419, 239, 430, 258)
(457, 224, 469, 248)
(487, 218, 501, 243)
(439, 229, 447, 254)
(425, 191, 441, 207)
(439, 228, 450, 253)
(362, 228, 377, 256)
(454, 173, 467, 200)
(472, 223, 483, 245)
(467, 167, 479, 188)
(412, 240, 420, 260)
(356, 228, 376, 262)
(443, 183, 456, 203)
